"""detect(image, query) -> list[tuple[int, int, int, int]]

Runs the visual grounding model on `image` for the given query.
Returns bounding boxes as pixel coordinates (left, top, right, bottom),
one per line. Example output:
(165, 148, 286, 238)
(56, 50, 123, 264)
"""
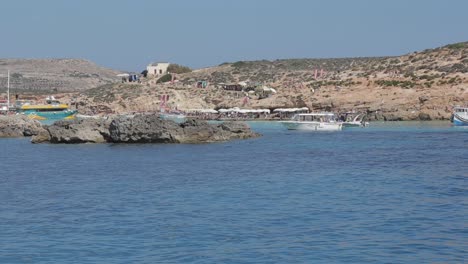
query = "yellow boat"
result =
(16, 96, 77, 121)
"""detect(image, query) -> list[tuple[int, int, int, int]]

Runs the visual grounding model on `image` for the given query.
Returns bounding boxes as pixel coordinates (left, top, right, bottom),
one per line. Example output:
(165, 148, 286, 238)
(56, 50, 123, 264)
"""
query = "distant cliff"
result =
(0, 58, 121, 93)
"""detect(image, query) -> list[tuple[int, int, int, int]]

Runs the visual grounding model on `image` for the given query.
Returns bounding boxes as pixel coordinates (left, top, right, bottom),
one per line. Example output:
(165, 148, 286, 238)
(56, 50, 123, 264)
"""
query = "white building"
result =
(147, 62, 170, 76)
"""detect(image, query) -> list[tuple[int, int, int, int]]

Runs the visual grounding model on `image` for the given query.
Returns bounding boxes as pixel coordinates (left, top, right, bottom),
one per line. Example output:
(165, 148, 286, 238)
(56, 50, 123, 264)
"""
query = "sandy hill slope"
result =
(75, 42, 468, 120)
(0, 59, 121, 93)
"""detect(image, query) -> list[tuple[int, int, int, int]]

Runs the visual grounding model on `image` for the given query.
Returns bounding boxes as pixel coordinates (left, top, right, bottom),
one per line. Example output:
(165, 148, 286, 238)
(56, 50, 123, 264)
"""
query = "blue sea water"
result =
(0, 121, 466, 263)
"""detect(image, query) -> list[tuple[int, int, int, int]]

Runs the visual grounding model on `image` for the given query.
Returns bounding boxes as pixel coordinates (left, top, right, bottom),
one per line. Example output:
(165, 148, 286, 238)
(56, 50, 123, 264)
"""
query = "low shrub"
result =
(157, 74, 172, 83)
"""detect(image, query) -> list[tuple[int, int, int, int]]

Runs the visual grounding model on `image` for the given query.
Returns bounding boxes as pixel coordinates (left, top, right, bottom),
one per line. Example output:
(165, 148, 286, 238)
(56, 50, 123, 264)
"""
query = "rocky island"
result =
(0, 115, 44, 137)
(28, 115, 259, 144)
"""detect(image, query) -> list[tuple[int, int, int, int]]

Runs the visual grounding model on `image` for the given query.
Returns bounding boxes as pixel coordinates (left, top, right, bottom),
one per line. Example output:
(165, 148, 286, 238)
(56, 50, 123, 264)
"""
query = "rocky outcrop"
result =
(176, 118, 258, 143)
(418, 112, 432, 121)
(32, 118, 112, 143)
(108, 114, 181, 143)
(32, 114, 260, 144)
(109, 114, 259, 143)
(31, 129, 51, 143)
(0, 115, 46, 137)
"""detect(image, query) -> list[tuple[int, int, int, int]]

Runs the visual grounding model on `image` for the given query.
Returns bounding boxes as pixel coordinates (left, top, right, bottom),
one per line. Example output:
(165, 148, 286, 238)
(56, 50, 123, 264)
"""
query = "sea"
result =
(0, 121, 466, 263)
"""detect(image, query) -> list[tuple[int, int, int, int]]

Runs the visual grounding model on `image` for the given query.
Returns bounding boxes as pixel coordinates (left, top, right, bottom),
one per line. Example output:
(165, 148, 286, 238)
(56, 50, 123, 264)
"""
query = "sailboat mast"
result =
(7, 70, 10, 110)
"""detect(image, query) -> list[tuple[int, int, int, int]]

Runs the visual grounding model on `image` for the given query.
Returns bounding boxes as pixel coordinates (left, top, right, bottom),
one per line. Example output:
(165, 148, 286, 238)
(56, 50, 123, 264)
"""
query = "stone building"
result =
(147, 62, 170, 76)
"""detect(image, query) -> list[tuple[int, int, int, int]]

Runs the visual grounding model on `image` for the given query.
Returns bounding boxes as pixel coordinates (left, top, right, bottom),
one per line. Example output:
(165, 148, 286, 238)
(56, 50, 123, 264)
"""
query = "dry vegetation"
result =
(0, 59, 121, 93)
(14, 42, 468, 121)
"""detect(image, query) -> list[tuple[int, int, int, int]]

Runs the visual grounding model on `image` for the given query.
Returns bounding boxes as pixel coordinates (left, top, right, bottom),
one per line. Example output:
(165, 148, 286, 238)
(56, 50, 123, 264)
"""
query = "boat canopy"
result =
(186, 109, 218, 113)
(273, 107, 309, 113)
(218, 108, 270, 114)
(454, 107, 468, 112)
(294, 112, 335, 116)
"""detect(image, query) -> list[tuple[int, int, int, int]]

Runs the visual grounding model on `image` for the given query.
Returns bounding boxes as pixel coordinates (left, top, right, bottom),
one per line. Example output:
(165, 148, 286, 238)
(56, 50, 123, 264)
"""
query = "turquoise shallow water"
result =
(0, 121, 467, 263)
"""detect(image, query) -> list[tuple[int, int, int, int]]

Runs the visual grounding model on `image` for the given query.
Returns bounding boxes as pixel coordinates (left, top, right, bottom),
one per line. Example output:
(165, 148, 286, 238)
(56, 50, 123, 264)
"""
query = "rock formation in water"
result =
(31, 114, 260, 144)
(0, 115, 46, 137)
(36, 118, 112, 144)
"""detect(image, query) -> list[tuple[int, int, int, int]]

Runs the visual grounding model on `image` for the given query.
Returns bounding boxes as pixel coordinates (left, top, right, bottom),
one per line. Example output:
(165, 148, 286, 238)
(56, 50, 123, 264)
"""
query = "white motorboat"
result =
(452, 106, 468, 126)
(341, 112, 369, 127)
(280, 112, 342, 131)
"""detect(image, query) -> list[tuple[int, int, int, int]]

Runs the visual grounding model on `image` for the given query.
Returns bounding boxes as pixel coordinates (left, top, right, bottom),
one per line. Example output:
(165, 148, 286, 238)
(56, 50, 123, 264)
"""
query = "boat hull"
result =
(24, 110, 77, 121)
(342, 122, 362, 127)
(453, 114, 468, 126)
(281, 121, 342, 131)
(342, 121, 369, 128)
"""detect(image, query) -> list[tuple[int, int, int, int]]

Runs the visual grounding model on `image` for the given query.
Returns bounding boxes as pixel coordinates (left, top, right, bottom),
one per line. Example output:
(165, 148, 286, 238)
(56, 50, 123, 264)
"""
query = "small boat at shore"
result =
(451, 106, 468, 126)
(280, 113, 343, 131)
(159, 111, 186, 123)
(341, 112, 369, 127)
(16, 96, 77, 121)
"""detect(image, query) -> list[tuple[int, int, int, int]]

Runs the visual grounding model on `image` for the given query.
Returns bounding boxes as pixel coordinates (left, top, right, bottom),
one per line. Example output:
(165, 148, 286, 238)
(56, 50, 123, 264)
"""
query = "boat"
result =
(341, 112, 369, 127)
(0, 99, 9, 114)
(451, 106, 468, 126)
(280, 112, 343, 131)
(160, 112, 186, 119)
(16, 96, 77, 121)
(159, 110, 186, 123)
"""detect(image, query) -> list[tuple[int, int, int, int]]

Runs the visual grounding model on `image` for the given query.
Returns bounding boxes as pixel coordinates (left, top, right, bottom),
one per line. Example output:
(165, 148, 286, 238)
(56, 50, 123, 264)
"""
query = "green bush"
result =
(167, 64, 191, 74)
(448, 77, 457, 84)
(157, 74, 173, 83)
(375, 79, 416, 89)
(445, 43, 466, 50)
(232, 61, 246, 68)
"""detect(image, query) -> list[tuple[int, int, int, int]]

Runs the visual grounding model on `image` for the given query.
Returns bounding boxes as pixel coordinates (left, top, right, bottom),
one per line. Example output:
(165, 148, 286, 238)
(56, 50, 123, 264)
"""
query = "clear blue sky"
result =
(1, 0, 467, 71)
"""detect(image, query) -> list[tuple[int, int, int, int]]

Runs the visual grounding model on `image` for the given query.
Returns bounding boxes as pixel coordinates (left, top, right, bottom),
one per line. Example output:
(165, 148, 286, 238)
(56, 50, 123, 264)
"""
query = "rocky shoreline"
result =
(3, 43, 466, 123)
(0, 115, 45, 137)
(60, 42, 466, 122)
(0, 115, 260, 144)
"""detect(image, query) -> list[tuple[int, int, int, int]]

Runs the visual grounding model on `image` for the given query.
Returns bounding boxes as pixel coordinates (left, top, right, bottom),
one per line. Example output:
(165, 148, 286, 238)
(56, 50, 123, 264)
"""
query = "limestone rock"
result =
(109, 114, 181, 143)
(31, 129, 51, 144)
(418, 112, 432, 121)
(28, 114, 260, 144)
(0, 115, 45, 137)
(108, 114, 259, 144)
(177, 119, 260, 143)
(419, 96, 429, 104)
(45, 118, 111, 143)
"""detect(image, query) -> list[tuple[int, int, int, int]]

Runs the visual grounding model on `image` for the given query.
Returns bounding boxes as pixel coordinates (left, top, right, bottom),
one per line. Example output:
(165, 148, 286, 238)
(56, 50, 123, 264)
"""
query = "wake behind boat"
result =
(280, 112, 342, 131)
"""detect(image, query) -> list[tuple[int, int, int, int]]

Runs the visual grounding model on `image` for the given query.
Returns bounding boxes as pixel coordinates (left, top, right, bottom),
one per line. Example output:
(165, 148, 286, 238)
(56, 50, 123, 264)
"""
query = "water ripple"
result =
(0, 123, 467, 263)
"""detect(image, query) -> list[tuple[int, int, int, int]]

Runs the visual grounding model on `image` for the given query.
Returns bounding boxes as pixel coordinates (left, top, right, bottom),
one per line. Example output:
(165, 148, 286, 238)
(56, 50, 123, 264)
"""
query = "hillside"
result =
(179, 43, 467, 85)
(0, 59, 121, 93)
(67, 42, 468, 120)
